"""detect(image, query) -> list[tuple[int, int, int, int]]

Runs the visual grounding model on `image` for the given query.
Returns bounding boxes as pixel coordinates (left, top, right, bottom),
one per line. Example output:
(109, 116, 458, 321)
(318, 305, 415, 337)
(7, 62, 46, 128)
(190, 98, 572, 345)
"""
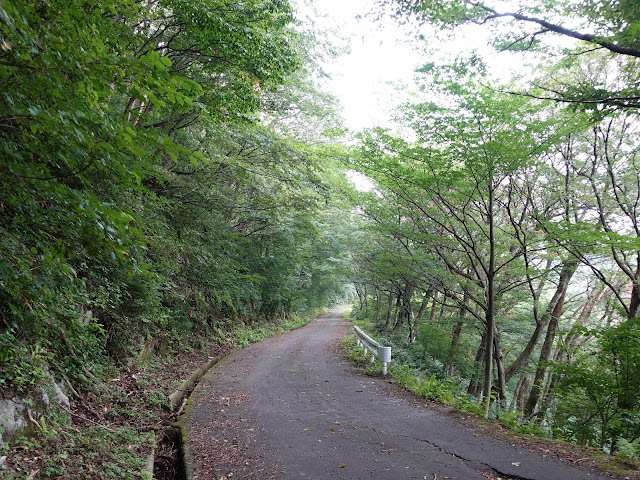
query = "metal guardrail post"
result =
(378, 346, 391, 375)
(353, 326, 392, 375)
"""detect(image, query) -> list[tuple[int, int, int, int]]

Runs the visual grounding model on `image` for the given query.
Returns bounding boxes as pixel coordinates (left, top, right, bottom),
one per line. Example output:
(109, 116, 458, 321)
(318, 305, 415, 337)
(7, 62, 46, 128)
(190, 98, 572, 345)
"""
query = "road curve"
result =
(182, 310, 607, 480)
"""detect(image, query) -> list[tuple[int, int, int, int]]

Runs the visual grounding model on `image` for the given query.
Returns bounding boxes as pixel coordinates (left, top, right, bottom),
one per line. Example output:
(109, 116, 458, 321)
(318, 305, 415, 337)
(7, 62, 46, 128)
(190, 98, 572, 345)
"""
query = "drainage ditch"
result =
(154, 424, 186, 480)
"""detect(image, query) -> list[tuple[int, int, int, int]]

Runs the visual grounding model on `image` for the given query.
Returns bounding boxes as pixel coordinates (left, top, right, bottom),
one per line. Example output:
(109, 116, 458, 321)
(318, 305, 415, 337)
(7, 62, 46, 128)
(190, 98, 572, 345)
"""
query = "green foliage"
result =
(232, 312, 314, 347)
(0, 0, 349, 396)
(6, 421, 153, 479)
(387, 362, 481, 414)
(417, 322, 474, 377)
(343, 329, 482, 415)
(386, 0, 640, 113)
(500, 412, 548, 438)
(552, 319, 640, 450)
(617, 438, 640, 461)
(0, 333, 48, 393)
(342, 334, 367, 362)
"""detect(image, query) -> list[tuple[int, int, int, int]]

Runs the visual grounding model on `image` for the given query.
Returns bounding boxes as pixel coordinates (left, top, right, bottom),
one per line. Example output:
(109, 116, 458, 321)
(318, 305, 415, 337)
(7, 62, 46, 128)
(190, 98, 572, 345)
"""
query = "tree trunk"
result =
(363, 285, 368, 310)
(483, 187, 496, 418)
(445, 294, 467, 377)
(415, 289, 432, 324)
(405, 284, 416, 340)
(504, 257, 578, 383)
(446, 320, 464, 377)
(392, 284, 414, 335)
(355, 283, 366, 316)
(537, 367, 557, 422)
(509, 375, 529, 413)
(382, 292, 394, 330)
(389, 293, 402, 331)
(523, 278, 569, 418)
(429, 291, 439, 323)
(436, 297, 446, 324)
(468, 331, 487, 397)
(629, 275, 640, 319)
(562, 285, 606, 359)
(493, 328, 507, 409)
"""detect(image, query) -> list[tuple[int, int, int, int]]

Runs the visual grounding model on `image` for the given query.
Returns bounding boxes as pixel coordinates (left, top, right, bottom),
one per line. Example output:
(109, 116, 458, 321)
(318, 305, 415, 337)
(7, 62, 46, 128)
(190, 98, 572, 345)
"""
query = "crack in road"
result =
(340, 423, 534, 480)
(184, 311, 610, 480)
(268, 401, 531, 480)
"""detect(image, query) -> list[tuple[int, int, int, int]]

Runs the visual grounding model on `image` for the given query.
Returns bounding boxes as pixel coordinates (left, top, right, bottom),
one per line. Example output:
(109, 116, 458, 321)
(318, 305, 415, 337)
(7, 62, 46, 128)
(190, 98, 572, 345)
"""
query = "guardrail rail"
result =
(353, 326, 392, 375)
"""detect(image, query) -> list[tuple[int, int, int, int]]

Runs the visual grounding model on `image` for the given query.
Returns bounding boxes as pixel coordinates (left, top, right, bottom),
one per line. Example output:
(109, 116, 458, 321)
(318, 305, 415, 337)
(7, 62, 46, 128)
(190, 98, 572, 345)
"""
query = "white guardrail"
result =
(353, 326, 392, 375)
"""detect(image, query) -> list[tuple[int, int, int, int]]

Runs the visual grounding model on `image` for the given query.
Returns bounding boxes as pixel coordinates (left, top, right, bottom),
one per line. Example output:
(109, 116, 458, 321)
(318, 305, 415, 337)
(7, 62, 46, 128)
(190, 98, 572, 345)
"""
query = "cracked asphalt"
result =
(182, 310, 607, 480)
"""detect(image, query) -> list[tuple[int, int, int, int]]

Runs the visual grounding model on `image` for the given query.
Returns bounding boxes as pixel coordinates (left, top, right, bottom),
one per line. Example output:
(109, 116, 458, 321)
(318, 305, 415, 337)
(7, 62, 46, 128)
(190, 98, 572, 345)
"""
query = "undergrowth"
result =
(342, 333, 482, 415)
(4, 418, 154, 480)
(2, 310, 322, 479)
(342, 319, 640, 480)
(232, 311, 314, 346)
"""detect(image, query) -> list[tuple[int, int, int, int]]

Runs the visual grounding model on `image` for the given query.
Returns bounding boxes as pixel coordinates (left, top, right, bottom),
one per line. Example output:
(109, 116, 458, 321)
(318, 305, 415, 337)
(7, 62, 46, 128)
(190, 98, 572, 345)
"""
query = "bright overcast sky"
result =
(298, 0, 422, 130)
(296, 0, 549, 131)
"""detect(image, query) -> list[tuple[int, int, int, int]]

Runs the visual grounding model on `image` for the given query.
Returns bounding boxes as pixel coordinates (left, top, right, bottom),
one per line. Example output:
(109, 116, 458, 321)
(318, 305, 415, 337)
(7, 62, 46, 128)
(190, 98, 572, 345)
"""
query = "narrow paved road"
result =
(183, 310, 606, 480)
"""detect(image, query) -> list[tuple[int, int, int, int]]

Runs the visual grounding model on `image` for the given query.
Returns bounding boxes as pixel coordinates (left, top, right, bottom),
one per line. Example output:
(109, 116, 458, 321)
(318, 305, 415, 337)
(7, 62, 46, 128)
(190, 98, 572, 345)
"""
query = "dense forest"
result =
(2, 0, 640, 476)
(0, 0, 353, 394)
(349, 0, 640, 457)
(0, 2, 357, 474)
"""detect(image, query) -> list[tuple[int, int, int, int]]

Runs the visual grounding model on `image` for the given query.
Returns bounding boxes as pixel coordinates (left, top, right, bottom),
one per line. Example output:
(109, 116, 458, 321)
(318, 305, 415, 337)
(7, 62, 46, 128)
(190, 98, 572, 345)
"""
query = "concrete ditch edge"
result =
(156, 350, 233, 479)
(168, 354, 227, 411)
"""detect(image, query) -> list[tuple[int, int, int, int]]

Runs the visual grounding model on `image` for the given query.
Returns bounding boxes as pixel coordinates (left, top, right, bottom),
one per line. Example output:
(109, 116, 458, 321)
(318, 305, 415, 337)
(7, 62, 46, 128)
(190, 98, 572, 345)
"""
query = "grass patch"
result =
(342, 333, 482, 415)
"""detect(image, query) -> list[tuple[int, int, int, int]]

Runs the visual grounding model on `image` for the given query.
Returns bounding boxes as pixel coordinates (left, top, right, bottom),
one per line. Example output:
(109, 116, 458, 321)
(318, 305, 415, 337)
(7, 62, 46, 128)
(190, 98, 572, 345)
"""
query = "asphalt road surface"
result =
(182, 310, 607, 480)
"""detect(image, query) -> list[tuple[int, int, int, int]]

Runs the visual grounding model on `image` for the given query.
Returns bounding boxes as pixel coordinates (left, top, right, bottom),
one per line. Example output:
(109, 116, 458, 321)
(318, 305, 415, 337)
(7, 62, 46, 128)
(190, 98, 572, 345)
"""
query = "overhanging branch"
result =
(472, 2, 640, 58)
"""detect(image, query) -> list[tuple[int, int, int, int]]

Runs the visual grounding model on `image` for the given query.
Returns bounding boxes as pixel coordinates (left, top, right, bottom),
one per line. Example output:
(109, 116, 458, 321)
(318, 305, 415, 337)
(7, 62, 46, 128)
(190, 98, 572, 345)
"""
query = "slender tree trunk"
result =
(445, 294, 467, 377)
(493, 328, 507, 409)
(415, 289, 432, 324)
(483, 187, 496, 418)
(382, 292, 394, 330)
(504, 258, 578, 383)
(408, 315, 416, 342)
(468, 331, 487, 397)
(405, 284, 416, 341)
(446, 321, 464, 377)
(355, 283, 366, 316)
(437, 298, 446, 324)
(504, 322, 544, 383)
(509, 375, 529, 413)
(389, 293, 402, 331)
(536, 368, 556, 423)
(429, 291, 439, 323)
(407, 294, 417, 343)
(392, 284, 413, 335)
(524, 279, 569, 418)
(363, 285, 368, 310)
(629, 271, 640, 319)
(562, 285, 606, 358)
